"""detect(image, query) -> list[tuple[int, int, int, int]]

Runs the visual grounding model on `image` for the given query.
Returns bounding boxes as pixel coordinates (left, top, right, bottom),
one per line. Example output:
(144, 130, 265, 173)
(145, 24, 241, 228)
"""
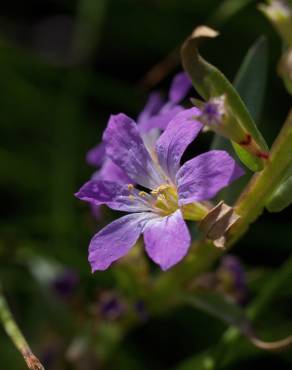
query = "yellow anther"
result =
(151, 184, 169, 197)
(128, 195, 135, 201)
(128, 184, 134, 191)
(156, 184, 170, 193)
(138, 191, 148, 197)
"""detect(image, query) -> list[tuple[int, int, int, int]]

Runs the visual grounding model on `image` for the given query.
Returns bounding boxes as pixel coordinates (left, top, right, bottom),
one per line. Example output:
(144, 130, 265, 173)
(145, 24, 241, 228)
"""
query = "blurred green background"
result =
(0, 0, 291, 369)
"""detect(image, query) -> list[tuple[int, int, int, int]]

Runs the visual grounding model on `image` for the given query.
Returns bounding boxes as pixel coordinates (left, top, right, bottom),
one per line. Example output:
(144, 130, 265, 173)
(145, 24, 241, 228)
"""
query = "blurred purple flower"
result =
(76, 109, 244, 271)
(217, 255, 248, 305)
(97, 292, 125, 320)
(134, 300, 149, 322)
(52, 269, 79, 299)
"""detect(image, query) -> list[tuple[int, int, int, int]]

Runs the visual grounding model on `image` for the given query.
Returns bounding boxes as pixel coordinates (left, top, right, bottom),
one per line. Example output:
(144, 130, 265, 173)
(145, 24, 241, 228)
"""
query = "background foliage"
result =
(0, 0, 291, 369)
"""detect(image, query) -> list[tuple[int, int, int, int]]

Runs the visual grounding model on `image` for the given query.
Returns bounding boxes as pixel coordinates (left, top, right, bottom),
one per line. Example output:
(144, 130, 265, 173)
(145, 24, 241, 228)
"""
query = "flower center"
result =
(127, 183, 210, 220)
(127, 183, 178, 215)
(150, 184, 178, 215)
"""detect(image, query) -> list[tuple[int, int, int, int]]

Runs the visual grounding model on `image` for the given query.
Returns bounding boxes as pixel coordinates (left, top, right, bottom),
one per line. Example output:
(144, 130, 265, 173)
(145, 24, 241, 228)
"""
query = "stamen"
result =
(128, 184, 134, 191)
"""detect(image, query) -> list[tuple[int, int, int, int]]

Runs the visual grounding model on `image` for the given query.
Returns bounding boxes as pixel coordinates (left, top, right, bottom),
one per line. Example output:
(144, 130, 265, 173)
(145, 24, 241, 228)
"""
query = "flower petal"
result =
(155, 108, 202, 182)
(141, 129, 160, 155)
(89, 213, 155, 271)
(177, 150, 244, 205)
(93, 159, 131, 184)
(75, 180, 155, 212)
(143, 210, 191, 270)
(137, 92, 164, 127)
(138, 105, 183, 133)
(86, 143, 106, 167)
(103, 113, 165, 189)
(169, 72, 192, 103)
(87, 160, 130, 220)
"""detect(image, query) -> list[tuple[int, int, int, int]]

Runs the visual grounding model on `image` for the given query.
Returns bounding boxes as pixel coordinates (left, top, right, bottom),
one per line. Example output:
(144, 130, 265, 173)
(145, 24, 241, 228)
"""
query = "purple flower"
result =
(76, 108, 244, 271)
(134, 300, 148, 321)
(85, 72, 192, 218)
(97, 291, 125, 320)
(52, 269, 79, 299)
(217, 255, 248, 305)
(137, 71, 193, 133)
(86, 72, 192, 181)
(199, 96, 226, 126)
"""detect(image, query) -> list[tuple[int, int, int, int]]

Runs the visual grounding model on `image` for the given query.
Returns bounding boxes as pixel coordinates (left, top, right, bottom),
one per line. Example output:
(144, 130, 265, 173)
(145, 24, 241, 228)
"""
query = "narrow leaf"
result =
(183, 292, 292, 351)
(266, 164, 292, 212)
(184, 292, 249, 332)
(231, 142, 261, 172)
(233, 36, 268, 123)
(208, 0, 255, 27)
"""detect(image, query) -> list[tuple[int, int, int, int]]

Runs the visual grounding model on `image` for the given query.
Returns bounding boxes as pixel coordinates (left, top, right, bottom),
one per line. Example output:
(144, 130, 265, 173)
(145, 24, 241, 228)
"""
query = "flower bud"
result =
(198, 96, 269, 161)
(217, 255, 248, 305)
(199, 95, 226, 126)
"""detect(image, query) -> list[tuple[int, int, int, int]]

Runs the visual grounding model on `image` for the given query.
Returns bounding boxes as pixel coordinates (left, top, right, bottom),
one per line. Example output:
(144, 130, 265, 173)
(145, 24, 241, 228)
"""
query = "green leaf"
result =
(266, 164, 292, 212)
(74, 0, 108, 61)
(232, 142, 261, 172)
(181, 27, 269, 171)
(182, 291, 292, 352)
(233, 36, 268, 123)
(176, 256, 292, 370)
(232, 36, 268, 172)
(207, 0, 255, 27)
(183, 292, 250, 334)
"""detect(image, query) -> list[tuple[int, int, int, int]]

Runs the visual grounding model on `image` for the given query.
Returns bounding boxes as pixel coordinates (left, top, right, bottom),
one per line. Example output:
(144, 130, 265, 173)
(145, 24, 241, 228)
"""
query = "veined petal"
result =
(177, 150, 244, 205)
(86, 142, 106, 167)
(155, 108, 202, 182)
(169, 72, 192, 103)
(75, 180, 154, 212)
(103, 113, 165, 189)
(143, 210, 191, 270)
(89, 213, 156, 271)
(137, 92, 164, 127)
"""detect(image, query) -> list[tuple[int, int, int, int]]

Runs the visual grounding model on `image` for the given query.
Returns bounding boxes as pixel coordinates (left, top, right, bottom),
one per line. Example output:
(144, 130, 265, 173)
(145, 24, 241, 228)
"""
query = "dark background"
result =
(0, 0, 291, 369)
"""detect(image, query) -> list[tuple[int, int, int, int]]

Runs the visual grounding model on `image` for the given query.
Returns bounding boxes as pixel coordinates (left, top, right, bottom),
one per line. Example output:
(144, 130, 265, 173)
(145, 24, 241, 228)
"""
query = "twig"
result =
(0, 288, 45, 370)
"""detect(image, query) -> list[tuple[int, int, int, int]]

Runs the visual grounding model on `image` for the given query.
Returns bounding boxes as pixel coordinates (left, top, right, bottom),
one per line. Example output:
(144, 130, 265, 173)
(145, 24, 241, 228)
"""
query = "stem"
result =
(0, 288, 44, 370)
(230, 109, 292, 242)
